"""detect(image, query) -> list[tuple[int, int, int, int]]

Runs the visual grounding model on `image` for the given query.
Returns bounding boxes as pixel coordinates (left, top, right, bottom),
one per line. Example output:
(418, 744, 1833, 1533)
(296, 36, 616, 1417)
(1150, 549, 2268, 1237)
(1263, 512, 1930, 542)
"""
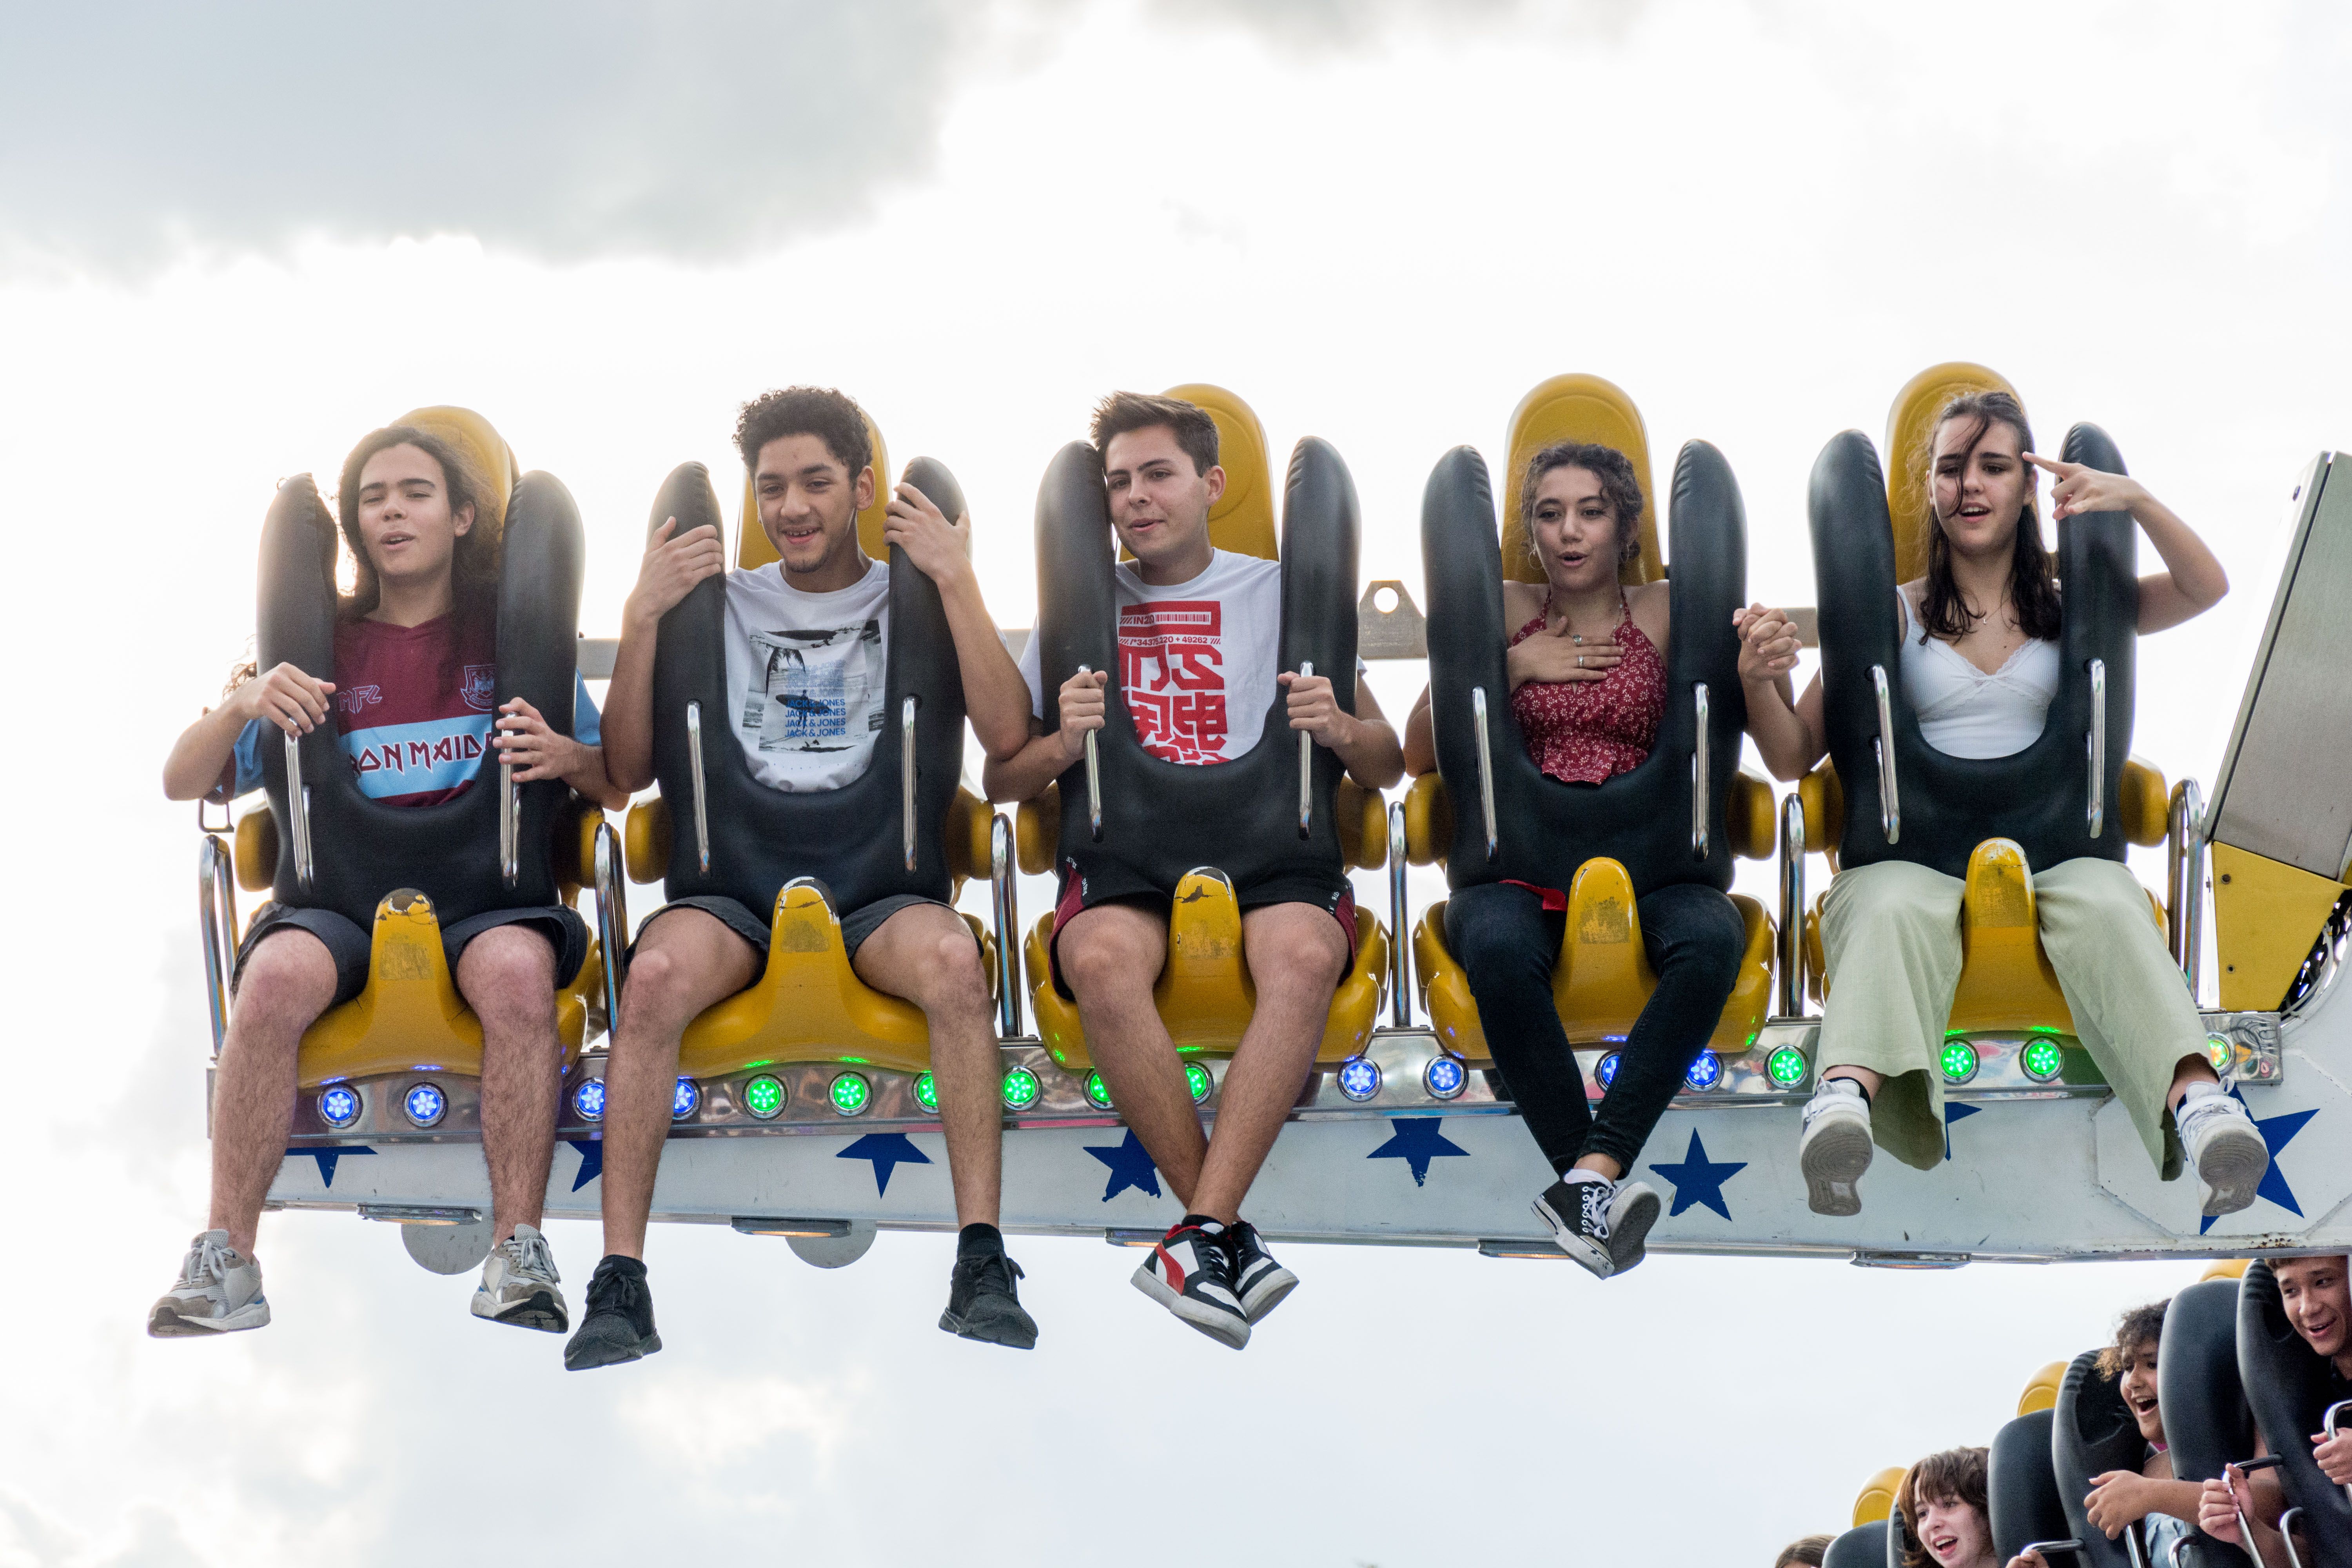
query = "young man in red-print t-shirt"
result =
(991, 392, 1403, 1348)
(155, 427, 626, 1342)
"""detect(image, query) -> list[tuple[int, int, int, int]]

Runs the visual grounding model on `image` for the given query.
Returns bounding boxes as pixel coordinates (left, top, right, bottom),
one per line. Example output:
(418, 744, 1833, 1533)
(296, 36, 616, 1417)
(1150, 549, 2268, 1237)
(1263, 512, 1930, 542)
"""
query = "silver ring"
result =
(1577, 655, 1585, 669)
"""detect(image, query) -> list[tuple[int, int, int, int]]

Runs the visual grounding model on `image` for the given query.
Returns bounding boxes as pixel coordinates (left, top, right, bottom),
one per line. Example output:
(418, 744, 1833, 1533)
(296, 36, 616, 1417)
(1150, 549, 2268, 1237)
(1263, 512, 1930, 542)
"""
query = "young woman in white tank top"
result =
(1733, 390, 2268, 1221)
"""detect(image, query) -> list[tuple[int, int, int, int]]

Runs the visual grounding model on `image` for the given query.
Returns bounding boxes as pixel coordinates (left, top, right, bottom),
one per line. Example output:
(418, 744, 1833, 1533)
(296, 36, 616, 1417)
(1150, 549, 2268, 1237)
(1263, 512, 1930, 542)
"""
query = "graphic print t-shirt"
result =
(724, 557, 891, 793)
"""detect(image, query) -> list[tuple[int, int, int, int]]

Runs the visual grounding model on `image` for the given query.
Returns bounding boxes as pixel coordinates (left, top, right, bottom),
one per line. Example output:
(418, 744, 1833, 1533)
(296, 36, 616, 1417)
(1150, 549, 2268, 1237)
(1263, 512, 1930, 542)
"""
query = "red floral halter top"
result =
(1507, 592, 1665, 784)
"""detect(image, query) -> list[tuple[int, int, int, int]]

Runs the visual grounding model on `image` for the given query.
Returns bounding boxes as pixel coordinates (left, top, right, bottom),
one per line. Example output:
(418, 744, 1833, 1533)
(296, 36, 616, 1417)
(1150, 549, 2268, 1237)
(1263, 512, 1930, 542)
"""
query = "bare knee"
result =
(1246, 915, 1347, 993)
(232, 932, 337, 1034)
(457, 927, 557, 1028)
(1060, 923, 1156, 1000)
(918, 928, 989, 1014)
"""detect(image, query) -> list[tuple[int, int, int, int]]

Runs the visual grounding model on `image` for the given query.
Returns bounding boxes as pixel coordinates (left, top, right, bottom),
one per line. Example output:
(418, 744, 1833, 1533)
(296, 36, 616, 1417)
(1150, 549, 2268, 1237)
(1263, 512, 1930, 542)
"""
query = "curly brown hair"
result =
(1520, 440, 1643, 570)
(2097, 1300, 2170, 1380)
(1090, 391, 1220, 476)
(1896, 1448, 1989, 1568)
(734, 385, 873, 477)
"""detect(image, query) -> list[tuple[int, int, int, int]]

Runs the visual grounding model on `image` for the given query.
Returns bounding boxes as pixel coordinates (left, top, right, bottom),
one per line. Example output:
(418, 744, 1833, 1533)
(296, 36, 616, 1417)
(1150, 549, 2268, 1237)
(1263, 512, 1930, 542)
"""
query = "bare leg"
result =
(853, 905, 1002, 1227)
(458, 924, 563, 1245)
(1059, 904, 1202, 1209)
(599, 910, 758, 1260)
(1189, 904, 1347, 1223)
(208, 930, 339, 1257)
(2167, 1052, 2221, 1111)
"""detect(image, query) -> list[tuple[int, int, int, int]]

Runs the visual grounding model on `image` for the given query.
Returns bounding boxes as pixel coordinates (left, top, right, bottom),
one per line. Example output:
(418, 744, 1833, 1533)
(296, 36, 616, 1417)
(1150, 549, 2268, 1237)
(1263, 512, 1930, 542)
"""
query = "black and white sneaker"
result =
(1601, 1180, 1661, 1276)
(940, 1249, 1039, 1350)
(1534, 1174, 1618, 1279)
(563, 1255, 662, 1371)
(1224, 1220, 1298, 1324)
(1132, 1221, 1250, 1349)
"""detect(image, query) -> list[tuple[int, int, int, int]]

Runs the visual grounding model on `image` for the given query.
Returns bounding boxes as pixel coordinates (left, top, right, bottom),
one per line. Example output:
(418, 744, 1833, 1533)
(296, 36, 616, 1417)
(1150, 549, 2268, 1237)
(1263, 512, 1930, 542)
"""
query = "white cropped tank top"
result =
(1896, 588, 2060, 759)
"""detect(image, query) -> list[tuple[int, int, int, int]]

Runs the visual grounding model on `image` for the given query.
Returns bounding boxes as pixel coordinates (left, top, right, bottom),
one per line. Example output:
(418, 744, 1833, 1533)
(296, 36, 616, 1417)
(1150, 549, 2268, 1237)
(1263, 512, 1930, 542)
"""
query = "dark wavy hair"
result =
(1896, 1448, 1990, 1568)
(2098, 1299, 2171, 1380)
(1090, 391, 1220, 477)
(735, 385, 873, 477)
(334, 425, 500, 690)
(1521, 439, 1644, 570)
(1917, 390, 2062, 644)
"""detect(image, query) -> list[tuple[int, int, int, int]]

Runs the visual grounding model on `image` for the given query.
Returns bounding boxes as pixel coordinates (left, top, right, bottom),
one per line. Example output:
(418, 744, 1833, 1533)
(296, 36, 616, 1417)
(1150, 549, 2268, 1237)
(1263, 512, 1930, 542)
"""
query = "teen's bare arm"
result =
(603, 518, 726, 795)
(163, 663, 336, 801)
(884, 482, 1033, 762)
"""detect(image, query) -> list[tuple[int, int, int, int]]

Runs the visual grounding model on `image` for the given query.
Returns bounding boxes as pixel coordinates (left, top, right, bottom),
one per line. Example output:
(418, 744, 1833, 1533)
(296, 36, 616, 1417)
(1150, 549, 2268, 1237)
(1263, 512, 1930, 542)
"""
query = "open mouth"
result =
(1930, 1535, 1960, 1561)
(379, 531, 414, 551)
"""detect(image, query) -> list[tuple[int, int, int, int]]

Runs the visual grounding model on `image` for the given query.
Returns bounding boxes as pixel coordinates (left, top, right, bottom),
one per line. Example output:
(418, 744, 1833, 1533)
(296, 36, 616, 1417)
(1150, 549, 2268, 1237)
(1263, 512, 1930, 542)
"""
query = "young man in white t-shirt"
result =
(575, 387, 1040, 1368)
(987, 392, 1403, 1348)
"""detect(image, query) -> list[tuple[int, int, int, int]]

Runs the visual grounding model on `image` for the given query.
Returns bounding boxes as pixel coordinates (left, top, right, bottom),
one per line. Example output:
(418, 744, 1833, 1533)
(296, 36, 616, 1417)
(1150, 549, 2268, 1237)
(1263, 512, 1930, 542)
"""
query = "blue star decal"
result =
(286, 1146, 374, 1187)
(837, 1132, 931, 1196)
(566, 1139, 603, 1192)
(1367, 1117, 1469, 1187)
(1944, 1101, 1981, 1162)
(2200, 1088, 2314, 1235)
(1647, 1129, 1747, 1221)
(1083, 1130, 1162, 1202)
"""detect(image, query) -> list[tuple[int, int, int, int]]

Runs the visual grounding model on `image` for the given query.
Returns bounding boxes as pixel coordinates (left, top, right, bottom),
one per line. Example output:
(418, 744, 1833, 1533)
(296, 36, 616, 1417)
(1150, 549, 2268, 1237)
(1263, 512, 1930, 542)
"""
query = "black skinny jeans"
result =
(1445, 879, 1747, 1177)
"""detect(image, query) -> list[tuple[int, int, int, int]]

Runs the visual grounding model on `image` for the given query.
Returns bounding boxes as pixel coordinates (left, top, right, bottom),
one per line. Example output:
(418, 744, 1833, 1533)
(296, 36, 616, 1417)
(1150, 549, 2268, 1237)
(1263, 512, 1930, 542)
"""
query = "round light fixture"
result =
(1766, 1046, 1808, 1089)
(671, 1076, 701, 1120)
(1684, 1051, 1723, 1092)
(318, 1086, 362, 1129)
(1336, 1056, 1381, 1102)
(742, 1074, 785, 1120)
(1001, 1066, 1041, 1111)
(2020, 1038, 2065, 1083)
(829, 1073, 870, 1117)
(1423, 1055, 1467, 1100)
(571, 1077, 606, 1122)
(1939, 1039, 1979, 1085)
(1185, 1062, 1213, 1103)
(403, 1082, 447, 1129)
(1083, 1071, 1114, 1110)
(913, 1073, 940, 1113)
(1595, 1052, 1622, 1090)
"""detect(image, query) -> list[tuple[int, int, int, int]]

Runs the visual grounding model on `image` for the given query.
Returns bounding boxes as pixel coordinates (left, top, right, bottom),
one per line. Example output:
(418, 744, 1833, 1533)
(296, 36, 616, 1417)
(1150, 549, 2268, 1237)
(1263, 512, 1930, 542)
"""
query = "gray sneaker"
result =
(471, 1223, 568, 1332)
(149, 1230, 270, 1338)
(2177, 1090, 2269, 1217)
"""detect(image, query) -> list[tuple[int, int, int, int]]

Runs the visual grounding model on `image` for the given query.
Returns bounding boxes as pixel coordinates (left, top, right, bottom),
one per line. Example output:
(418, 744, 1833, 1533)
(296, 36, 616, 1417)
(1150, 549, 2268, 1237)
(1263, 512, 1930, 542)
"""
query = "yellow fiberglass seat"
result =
(1015, 383, 1393, 1071)
(1405, 374, 1779, 1063)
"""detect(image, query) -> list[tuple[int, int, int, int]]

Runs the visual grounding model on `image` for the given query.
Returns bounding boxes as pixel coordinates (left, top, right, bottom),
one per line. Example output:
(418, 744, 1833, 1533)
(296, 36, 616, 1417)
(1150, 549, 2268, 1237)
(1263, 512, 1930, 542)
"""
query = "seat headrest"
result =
(391, 405, 517, 532)
(1882, 362, 2023, 585)
(1162, 382, 1278, 561)
(735, 411, 893, 570)
(2017, 1360, 2066, 1416)
(1853, 1465, 1906, 1526)
(1499, 373, 1663, 587)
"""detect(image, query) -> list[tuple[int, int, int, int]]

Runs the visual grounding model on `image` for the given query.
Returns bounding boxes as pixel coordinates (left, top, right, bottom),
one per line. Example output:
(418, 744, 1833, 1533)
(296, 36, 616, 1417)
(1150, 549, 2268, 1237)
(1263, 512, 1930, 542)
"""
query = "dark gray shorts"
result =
(234, 901, 592, 1010)
(628, 891, 963, 981)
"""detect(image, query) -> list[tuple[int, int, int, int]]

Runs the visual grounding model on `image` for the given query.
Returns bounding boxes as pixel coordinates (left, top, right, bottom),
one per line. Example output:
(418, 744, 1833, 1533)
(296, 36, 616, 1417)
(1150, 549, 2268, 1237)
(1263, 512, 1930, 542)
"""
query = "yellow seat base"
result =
(1410, 858, 1774, 1063)
(1021, 869, 1390, 1071)
(296, 889, 588, 1089)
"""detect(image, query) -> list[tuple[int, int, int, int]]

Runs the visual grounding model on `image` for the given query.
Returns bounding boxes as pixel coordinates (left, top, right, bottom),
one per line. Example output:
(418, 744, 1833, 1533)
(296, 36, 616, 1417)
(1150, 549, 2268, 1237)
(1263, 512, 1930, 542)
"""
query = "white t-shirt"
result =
(1896, 587, 2060, 760)
(724, 557, 890, 793)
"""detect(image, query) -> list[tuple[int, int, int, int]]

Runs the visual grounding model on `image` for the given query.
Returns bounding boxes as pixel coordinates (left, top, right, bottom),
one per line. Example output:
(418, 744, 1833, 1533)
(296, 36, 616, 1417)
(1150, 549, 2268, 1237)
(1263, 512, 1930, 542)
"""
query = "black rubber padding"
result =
(2238, 1259, 2352, 1559)
(1820, 1520, 1886, 1568)
(1988, 1408, 2072, 1562)
(2160, 1278, 2261, 1566)
(2051, 1348, 2153, 1568)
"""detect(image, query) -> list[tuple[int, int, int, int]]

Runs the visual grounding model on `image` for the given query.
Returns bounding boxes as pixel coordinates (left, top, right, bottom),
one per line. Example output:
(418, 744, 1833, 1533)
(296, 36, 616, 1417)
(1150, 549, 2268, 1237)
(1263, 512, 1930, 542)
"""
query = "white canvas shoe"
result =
(2176, 1090, 2268, 1217)
(149, 1230, 270, 1338)
(1800, 1079, 1875, 1217)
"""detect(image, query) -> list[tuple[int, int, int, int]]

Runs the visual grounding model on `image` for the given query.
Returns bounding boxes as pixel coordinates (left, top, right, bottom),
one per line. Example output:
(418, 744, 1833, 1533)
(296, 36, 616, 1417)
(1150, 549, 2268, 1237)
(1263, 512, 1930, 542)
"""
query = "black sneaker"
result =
(1224, 1221, 1298, 1324)
(939, 1249, 1039, 1350)
(1534, 1175, 1619, 1279)
(1131, 1221, 1250, 1349)
(563, 1255, 662, 1371)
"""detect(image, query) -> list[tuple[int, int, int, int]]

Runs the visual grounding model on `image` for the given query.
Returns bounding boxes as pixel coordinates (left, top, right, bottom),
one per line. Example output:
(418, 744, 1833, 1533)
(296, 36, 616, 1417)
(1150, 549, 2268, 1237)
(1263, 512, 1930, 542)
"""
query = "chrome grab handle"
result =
(498, 754, 519, 889)
(2122, 1520, 2148, 1568)
(2276, 1508, 2308, 1568)
(2167, 777, 2207, 999)
(1776, 791, 1806, 1018)
(1869, 663, 1900, 845)
(2230, 1456, 2289, 1566)
(684, 701, 711, 875)
(1296, 660, 1315, 839)
(1690, 681, 1710, 859)
(1387, 799, 1411, 1028)
(592, 820, 628, 1036)
(282, 729, 316, 889)
(2087, 657, 2107, 837)
(2328, 1401, 2352, 1506)
(1470, 685, 1498, 862)
(2018, 1543, 2083, 1564)
(198, 834, 236, 1054)
(989, 812, 1022, 1039)
(1077, 663, 1103, 842)
(900, 695, 918, 872)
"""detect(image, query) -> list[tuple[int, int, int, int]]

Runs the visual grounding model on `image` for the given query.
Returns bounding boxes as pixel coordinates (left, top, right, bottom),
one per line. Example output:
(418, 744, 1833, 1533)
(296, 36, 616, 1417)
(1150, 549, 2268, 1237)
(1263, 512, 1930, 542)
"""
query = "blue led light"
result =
(1423, 1055, 1467, 1100)
(1337, 1056, 1382, 1102)
(318, 1086, 361, 1129)
(1684, 1050, 1723, 1092)
(1595, 1052, 1621, 1089)
(671, 1077, 701, 1121)
(402, 1082, 447, 1129)
(571, 1078, 607, 1122)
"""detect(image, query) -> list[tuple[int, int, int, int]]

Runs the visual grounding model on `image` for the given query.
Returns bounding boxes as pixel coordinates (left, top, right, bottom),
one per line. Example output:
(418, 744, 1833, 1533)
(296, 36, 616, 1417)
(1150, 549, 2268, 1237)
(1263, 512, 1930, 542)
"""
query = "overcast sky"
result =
(5, 2, 2349, 1563)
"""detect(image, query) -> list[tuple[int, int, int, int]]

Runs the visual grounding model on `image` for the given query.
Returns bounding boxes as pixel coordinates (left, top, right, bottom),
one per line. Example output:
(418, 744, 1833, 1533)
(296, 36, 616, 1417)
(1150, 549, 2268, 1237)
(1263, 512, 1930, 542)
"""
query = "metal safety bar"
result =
(1077, 664, 1103, 842)
(900, 696, 919, 872)
(1690, 682, 1710, 858)
(1296, 660, 1315, 839)
(2229, 1456, 2294, 1568)
(2328, 1401, 2352, 1506)
(197, 834, 237, 1054)
(1470, 685, 1498, 862)
(989, 812, 1022, 1039)
(2019, 1543, 2083, 1564)
(1869, 663, 1900, 844)
(684, 701, 711, 875)
(2122, 1521, 2149, 1568)
(282, 729, 316, 888)
(2167, 777, 2207, 998)
(2087, 657, 2107, 838)
(1387, 800, 1411, 1028)
(498, 755, 519, 889)
(592, 819, 628, 1034)
(2277, 1509, 2308, 1568)
(1776, 792, 1806, 1018)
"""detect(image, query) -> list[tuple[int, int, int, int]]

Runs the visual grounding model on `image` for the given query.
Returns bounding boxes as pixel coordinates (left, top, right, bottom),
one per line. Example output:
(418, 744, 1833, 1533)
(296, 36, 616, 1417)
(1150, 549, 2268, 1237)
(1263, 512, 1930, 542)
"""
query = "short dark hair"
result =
(1090, 391, 1219, 476)
(1896, 1449, 1989, 1568)
(734, 386, 873, 477)
(1521, 440, 1644, 567)
(1775, 1534, 1835, 1568)
(2098, 1300, 2170, 1380)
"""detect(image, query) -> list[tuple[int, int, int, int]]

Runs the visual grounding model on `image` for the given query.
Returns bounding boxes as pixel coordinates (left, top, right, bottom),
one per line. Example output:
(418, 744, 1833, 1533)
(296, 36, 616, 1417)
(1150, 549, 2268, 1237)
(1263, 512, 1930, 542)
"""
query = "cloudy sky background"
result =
(4, 2, 2349, 1562)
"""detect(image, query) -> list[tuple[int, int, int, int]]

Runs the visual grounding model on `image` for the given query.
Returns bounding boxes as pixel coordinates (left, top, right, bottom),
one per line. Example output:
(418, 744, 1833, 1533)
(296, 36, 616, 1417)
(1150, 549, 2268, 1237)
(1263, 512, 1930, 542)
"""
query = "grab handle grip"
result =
(1077, 664, 1103, 842)
(1296, 660, 1315, 839)
(685, 701, 711, 875)
(1870, 663, 1900, 845)
(1690, 682, 1710, 859)
(2087, 657, 2107, 838)
(592, 820, 628, 1034)
(283, 728, 316, 889)
(499, 754, 519, 889)
(1471, 685, 1498, 862)
(901, 695, 919, 872)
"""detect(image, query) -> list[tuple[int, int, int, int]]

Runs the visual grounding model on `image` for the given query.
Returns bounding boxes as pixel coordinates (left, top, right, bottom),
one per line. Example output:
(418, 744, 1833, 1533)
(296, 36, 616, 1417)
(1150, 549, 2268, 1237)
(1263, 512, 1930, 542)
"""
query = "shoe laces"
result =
(179, 1233, 237, 1289)
(1804, 1082, 1864, 1129)
(955, 1250, 1024, 1295)
(586, 1262, 649, 1317)
(1577, 1180, 1613, 1238)
(1224, 1221, 1263, 1266)
(501, 1229, 559, 1284)
(1178, 1226, 1237, 1287)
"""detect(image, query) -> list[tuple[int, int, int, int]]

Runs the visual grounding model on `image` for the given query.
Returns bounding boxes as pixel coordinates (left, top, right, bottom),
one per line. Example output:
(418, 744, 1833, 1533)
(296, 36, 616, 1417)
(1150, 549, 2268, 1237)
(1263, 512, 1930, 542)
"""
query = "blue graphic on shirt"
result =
(229, 673, 603, 800)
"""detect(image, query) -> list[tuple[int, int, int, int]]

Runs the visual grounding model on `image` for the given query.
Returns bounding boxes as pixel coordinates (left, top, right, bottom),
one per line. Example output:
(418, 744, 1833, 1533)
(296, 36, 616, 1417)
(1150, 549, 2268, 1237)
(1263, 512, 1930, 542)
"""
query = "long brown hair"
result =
(335, 425, 502, 687)
(1916, 390, 2062, 644)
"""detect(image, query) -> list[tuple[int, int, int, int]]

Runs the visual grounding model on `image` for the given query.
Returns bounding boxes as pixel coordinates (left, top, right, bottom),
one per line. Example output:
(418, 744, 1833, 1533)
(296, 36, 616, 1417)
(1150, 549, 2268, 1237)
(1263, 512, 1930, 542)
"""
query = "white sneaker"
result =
(149, 1230, 270, 1338)
(1800, 1079, 1874, 1217)
(2176, 1090, 2268, 1217)
(472, 1223, 568, 1332)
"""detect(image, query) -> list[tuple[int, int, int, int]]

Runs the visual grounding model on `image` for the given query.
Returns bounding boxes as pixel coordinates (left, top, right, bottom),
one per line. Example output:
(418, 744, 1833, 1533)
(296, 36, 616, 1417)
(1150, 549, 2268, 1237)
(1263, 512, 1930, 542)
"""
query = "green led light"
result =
(742, 1074, 785, 1119)
(1001, 1066, 1041, 1111)
(2020, 1038, 2065, 1082)
(1185, 1062, 1213, 1103)
(1766, 1047, 1808, 1088)
(839, 1055, 871, 1066)
(829, 1073, 871, 1116)
(2207, 1033, 2234, 1071)
(913, 1073, 939, 1113)
(1083, 1071, 1114, 1110)
(1939, 1040, 1979, 1083)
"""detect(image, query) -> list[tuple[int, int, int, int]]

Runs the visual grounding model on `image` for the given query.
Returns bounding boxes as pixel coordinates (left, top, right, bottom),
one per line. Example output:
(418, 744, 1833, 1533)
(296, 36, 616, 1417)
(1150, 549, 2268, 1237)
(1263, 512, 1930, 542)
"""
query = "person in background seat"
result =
(154, 426, 625, 1339)
(1739, 390, 2261, 1218)
(2030, 1299, 2201, 1566)
(1900, 1448, 2001, 1568)
(1773, 1533, 1833, 1567)
(1401, 441, 1749, 1279)
(2198, 1254, 2352, 1565)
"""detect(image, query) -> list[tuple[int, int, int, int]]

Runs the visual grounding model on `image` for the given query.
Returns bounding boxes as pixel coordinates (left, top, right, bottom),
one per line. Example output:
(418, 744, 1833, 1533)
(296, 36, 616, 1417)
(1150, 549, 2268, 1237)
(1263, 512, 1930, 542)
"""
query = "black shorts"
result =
(627, 891, 964, 981)
(234, 900, 592, 1010)
(1046, 857, 1357, 1000)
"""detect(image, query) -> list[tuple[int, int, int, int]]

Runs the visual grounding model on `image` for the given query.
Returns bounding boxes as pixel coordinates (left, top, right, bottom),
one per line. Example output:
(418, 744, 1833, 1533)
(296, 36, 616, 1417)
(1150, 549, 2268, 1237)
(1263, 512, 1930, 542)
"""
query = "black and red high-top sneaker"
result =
(1131, 1219, 1250, 1349)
